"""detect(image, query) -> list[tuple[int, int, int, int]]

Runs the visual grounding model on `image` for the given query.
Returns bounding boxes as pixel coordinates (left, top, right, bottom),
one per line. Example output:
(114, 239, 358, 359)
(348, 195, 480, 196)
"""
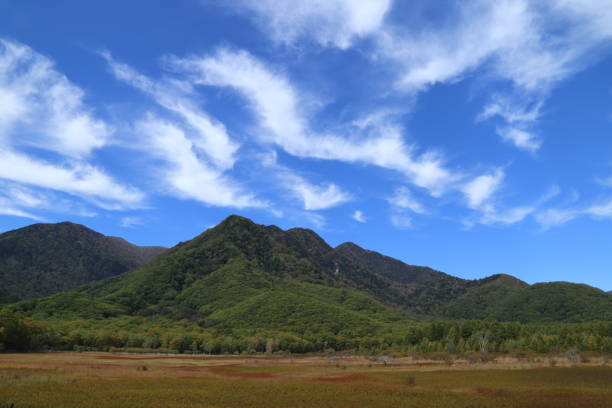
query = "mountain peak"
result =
(336, 241, 361, 251)
(219, 214, 256, 226)
(479, 274, 529, 288)
(16, 220, 98, 234)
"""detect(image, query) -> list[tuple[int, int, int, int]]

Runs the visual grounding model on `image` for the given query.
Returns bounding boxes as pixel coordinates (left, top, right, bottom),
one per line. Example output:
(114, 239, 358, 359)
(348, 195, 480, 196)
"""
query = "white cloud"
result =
(378, 1, 536, 92)
(103, 53, 238, 171)
(535, 199, 612, 229)
(478, 95, 543, 151)
(586, 200, 612, 218)
(136, 116, 265, 209)
(0, 204, 42, 221)
(381, 1, 612, 93)
(534, 192, 612, 229)
(0, 183, 47, 220)
(373, 1, 612, 150)
(289, 180, 351, 211)
(595, 175, 612, 188)
(0, 149, 144, 210)
(390, 214, 412, 229)
(235, 0, 392, 49)
(260, 150, 351, 211)
(466, 185, 560, 228)
(387, 186, 426, 213)
(496, 126, 541, 152)
(352, 210, 366, 223)
(0, 40, 109, 158)
(0, 39, 143, 212)
(232, 1, 612, 154)
(240, 0, 601, 97)
(0, 181, 98, 220)
(171, 48, 460, 196)
(477, 204, 536, 226)
(103, 54, 267, 210)
(479, 96, 544, 125)
(461, 169, 504, 209)
(120, 216, 144, 228)
(535, 208, 579, 229)
(300, 211, 326, 229)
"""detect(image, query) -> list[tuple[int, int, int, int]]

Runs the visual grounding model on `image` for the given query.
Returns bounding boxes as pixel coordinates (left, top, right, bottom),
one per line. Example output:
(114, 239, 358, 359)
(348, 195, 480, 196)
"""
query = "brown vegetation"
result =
(0, 352, 610, 407)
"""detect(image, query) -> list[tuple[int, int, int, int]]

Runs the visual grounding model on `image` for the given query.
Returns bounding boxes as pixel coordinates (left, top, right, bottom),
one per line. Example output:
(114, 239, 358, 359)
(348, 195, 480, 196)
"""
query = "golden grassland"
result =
(0, 352, 610, 408)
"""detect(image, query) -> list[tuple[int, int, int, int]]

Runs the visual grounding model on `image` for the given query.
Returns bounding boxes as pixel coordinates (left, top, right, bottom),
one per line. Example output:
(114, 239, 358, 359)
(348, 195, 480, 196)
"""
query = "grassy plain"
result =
(0, 353, 610, 408)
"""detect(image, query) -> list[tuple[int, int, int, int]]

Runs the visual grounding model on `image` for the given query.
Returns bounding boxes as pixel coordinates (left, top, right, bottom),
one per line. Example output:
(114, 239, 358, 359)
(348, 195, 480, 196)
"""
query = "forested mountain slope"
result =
(10, 215, 611, 328)
(0, 222, 166, 303)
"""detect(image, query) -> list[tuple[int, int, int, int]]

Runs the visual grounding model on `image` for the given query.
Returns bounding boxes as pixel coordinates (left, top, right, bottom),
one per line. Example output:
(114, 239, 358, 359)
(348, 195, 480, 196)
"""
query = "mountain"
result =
(334, 241, 474, 316)
(0, 222, 166, 303)
(11, 215, 611, 329)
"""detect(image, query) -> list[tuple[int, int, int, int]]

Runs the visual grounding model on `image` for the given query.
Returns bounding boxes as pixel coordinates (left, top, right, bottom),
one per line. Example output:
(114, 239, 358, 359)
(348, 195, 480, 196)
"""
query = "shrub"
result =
(404, 376, 416, 386)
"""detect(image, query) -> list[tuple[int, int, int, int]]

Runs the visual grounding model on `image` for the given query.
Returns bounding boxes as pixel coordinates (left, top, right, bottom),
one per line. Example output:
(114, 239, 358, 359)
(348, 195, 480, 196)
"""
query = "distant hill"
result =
(11, 215, 611, 328)
(0, 222, 166, 303)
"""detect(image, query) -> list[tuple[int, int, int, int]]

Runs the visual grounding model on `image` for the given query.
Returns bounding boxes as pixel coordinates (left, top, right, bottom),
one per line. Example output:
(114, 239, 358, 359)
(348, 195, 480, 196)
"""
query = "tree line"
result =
(1, 309, 610, 354)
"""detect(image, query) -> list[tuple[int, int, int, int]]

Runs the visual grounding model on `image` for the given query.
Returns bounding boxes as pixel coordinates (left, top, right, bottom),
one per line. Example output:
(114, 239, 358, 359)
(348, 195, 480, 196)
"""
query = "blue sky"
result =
(1, 1, 612, 291)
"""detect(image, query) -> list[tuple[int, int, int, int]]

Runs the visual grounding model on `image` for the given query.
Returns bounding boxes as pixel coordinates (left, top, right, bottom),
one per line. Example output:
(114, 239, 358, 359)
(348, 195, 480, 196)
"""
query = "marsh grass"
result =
(0, 368, 77, 386)
(0, 353, 610, 408)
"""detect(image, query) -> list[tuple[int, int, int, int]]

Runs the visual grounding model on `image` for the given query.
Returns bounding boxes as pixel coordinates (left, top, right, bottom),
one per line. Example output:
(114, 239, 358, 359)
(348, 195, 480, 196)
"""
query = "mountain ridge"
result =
(0, 221, 166, 303)
(9, 215, 611, 327)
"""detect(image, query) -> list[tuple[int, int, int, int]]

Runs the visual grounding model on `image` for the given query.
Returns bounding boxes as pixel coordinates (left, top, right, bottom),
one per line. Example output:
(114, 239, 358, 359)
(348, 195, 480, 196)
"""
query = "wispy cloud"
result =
(288, 180, 351, 211)
(352, 210, 366, 223)
(463, 182, 561, 228)
(461, 169, 504, 209)
(100, 53, 267, 209)
(0, 181, 97, 220)
(0, 149, 144, 210)
(478, 95, 543, 151)
(536, 197, 612, 229)
(0, 205, 42, 221)
(171, 48, 461, 196)
(234, 0, 392, 49)
(0, 40, 109, 158)
(390, 213, 412, 229)
(299, 211, 326, 229)
(466, 185, 561, 228)
(0, 39, 144, 211)
(495, 127, 541, 152)
(102, 52, 238, 171)
(595, 175, 612, 188)
(535, 208, 579, 229)
(238, 1, 612, 153)
(377, 1, 612, 150)
(259, 151, 351, 211)
(135, 116, 266, 209)
(120, 216, 144, 228)
(475, 205, 536, 226)
(387, 186, 426, 214)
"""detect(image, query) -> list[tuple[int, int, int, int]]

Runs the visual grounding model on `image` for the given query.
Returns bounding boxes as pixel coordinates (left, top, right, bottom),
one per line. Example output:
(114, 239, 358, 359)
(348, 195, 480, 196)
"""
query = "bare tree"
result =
(565, 348, 580, 365)
(476, 330, 490, 352)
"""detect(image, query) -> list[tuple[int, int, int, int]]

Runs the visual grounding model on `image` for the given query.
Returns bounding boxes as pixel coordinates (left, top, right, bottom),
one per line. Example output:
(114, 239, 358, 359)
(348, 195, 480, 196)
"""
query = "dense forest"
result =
(0, 222, 165, 303)
(1, 309, 611, 355)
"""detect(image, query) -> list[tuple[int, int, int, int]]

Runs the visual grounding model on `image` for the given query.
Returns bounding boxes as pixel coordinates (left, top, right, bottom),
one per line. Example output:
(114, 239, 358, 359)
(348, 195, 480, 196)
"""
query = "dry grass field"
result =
(0, 353, 610, 408)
